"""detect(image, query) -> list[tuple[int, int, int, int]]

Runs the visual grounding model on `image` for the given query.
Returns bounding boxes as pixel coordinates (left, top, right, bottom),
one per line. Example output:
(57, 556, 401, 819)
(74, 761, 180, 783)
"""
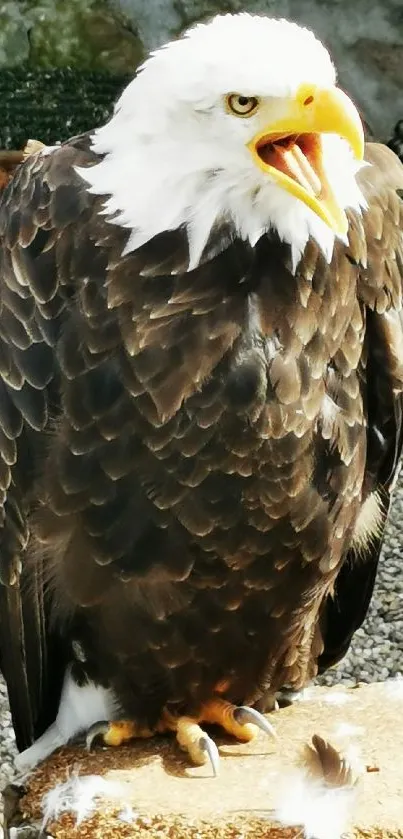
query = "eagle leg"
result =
(175, 716, 220, 776)
(86, 719, 155, 750)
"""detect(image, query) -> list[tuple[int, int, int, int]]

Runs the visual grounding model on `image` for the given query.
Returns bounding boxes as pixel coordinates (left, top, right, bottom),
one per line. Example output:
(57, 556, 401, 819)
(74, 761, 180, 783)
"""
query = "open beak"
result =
(247, 85, 364, 235)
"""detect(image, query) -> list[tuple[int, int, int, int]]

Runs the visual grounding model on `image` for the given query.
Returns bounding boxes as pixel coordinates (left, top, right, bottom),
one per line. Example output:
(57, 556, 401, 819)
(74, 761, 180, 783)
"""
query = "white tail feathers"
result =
(14, 668, 119, 773)
(14, 722, 64, 774)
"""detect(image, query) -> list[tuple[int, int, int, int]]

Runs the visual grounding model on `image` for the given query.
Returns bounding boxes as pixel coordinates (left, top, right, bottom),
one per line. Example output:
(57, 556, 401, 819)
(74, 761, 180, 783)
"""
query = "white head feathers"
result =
(79, 13, 366, 272)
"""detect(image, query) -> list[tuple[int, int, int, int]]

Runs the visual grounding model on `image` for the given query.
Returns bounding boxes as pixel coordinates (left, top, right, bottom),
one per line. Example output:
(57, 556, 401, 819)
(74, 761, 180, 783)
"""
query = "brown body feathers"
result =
(0, 136, 402, 753)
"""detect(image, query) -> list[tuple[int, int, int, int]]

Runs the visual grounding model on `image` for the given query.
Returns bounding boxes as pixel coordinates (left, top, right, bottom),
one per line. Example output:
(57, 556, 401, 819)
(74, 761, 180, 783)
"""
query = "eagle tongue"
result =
(275, 142, 322, 197)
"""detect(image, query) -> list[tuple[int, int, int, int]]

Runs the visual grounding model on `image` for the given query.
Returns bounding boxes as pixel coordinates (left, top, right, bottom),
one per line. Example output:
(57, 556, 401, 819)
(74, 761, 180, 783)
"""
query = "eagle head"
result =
(82, 13, 366, 271)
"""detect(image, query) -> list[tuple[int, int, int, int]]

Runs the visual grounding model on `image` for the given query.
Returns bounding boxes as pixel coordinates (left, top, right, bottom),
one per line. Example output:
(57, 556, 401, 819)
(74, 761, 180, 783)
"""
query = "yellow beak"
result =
(247, 85, 365, 236)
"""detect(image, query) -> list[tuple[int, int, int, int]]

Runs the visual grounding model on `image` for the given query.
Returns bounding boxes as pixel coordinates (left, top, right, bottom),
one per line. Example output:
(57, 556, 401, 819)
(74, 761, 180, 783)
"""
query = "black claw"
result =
(198, 734, 220, 777)
(233, 705, 277, 738)
(85, 720, 110, 751)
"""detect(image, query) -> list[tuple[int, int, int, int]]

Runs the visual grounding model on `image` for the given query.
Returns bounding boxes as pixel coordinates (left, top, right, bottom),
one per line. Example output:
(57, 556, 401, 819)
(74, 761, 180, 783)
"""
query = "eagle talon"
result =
(233, 705, 277, 739)
(201, 697, 277, 743)
(175, 716, 220, 775)
(86, 721, 110, 751)
(199, 733, 220, 777)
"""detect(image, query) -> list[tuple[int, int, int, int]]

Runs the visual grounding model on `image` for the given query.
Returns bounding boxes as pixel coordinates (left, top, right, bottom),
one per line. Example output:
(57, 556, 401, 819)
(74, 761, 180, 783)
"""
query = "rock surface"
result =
(4, 682, 403, 839)
(28, 0, 144, 74)
(0, 1, 144, 74)
(0, 3, 31, 67)
(0, 2, 400, 137)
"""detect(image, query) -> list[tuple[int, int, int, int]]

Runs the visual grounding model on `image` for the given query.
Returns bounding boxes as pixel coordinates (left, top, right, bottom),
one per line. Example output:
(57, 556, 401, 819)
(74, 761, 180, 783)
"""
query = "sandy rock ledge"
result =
(3, 682, 403, 839)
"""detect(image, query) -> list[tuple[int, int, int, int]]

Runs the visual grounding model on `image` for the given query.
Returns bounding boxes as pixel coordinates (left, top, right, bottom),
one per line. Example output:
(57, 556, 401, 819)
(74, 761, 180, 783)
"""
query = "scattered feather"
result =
(303, 735, 358, 787)
(118, 805, 138, 823)
(275, 735, 359, 839)
(41, 773, 128, 828)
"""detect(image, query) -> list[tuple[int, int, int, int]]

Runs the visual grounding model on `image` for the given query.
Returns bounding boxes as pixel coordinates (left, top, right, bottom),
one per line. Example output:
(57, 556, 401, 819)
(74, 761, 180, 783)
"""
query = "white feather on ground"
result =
(274, 735, 360, 839)
(41, 773, 130, 829)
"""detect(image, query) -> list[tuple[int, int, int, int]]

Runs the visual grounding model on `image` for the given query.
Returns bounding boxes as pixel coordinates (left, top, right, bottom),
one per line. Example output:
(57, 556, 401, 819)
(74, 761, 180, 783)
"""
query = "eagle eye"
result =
(226, 94, 259, 117)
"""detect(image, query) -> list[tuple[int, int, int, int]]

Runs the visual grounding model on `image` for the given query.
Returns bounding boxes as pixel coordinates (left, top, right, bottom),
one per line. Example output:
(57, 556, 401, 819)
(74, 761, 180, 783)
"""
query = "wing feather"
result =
(0, 136, 97, 748)
(319, 143, 403, 670)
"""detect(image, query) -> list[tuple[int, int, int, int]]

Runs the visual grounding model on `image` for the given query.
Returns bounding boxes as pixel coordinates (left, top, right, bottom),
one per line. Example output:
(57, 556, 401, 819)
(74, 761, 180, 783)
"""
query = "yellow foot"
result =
(86, 702, 276, 777)
(86, 718, 157, 749)
(175, 716, 220, 776)
(201, 698, 277, 742)
(174, 700, 276, 776)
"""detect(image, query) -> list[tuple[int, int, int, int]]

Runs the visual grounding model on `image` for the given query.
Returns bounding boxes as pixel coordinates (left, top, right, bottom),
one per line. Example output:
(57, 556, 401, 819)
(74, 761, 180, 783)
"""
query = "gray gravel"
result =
(0, 483, 402, 834)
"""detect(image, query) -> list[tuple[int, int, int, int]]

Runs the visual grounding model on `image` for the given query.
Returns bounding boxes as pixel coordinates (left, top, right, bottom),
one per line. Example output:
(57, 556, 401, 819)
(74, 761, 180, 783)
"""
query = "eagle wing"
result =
(0, 137, 106, 749)
(319, 143, 403, 670)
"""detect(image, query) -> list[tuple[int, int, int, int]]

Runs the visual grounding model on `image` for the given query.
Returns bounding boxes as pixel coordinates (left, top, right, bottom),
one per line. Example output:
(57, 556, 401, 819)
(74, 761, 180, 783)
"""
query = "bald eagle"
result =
(0, 13, 402, 777)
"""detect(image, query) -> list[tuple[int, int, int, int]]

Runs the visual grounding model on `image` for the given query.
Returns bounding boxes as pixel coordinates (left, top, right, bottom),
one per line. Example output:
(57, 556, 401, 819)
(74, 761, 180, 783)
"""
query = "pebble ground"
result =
(0, 484, 402, 835)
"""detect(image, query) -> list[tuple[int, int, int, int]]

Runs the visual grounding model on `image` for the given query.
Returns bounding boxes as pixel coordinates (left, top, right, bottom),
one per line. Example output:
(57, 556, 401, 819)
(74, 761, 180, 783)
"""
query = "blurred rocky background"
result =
(0, 0, 402, 148)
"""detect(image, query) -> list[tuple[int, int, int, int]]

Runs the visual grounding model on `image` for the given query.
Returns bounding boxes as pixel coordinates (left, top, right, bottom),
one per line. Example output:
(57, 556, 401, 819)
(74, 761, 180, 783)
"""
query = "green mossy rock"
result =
(28, 0, 144, 73)
(0, 3, 31, 68)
